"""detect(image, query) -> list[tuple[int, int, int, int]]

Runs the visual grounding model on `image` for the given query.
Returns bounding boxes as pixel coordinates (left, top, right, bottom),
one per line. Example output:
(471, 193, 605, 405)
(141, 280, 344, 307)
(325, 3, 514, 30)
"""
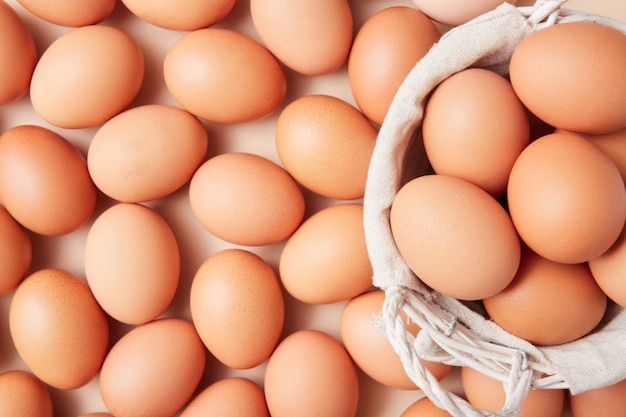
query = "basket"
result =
(363, 1, 626, 416)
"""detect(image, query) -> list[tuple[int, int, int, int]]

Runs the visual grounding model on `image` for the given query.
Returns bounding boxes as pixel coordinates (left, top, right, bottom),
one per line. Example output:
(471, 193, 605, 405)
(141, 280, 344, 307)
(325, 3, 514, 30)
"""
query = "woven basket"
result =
(363, 1, 626, 416)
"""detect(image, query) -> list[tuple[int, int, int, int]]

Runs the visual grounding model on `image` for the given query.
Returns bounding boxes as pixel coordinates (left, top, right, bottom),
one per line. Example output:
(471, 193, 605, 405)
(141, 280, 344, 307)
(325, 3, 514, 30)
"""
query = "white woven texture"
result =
(363, 1, 626, 415)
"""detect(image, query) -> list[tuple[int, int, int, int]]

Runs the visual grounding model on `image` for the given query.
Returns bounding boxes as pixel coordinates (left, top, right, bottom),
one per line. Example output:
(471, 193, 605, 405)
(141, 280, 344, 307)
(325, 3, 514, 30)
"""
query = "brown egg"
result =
(164, 28, 286, 124)
(190, 249, 284, 370)
(15, 0, 116, 26)
(422, 68, 530, 197)
(0, 204, 31, 295)
(88, 104, 208, 203)
(390, 174, 521, 301)
(250, 0, 353, 75)
(569, 378, 626, 417)
(510, 22, 626, 135)
(0, 0, 37, 104)
(275, 95, 377, 200)
(279, 203, 373, 304)
(588, 225, 626, 308)
(264, 329, 359, 417)
(400, 396, 452, 417)
(0, 370, 53, 417)
(30, 25, 144, 129)
(99, 318, 206, 417)
(461, 366, 565, 416)
(340, 289, 451, 390)
(0, 125, 96, 236)
(483, 245, 607, 346)
(121, 0, 235, 30)
(180, 377, 269, 417)
(410, 0, 517, 26)
(84, 203, 180, 325)
(507, 132, 626, 264)
(9, 268, 109, 390)
(189, 152, 305, 246)
(348, 6, 440, 125)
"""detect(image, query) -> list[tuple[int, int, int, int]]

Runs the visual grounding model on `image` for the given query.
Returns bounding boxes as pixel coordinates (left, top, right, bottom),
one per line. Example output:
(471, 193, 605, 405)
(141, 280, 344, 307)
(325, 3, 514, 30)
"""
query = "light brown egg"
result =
(568, 378, 626, 417)
(190, 249, 284, 370)
(164, 28, 286, 124)
(390, 174, 521, 301)
(99, 318, 206, 417)
(189, 152, 305, 246)
(0, 125, 96, 236)
(84, 203, 180, 325)
(88, 104, 208, 203)
(250, 0, 353, 75)
(275, 95, 377, 200)
(400, 396, 452, 417)
(410, 0, 517, 26)
(0, 0, 37, 105)
(348, 6, 440, 125)
(30, 25, 144, 129)
(0, 370, 53, 417)
(340, 289, 451, 390)
(9, 268, 109, 390)
(264, 329, 359, 417)
(507, 131, 626, 264)
(121, 0, 235, 31)
(0, 204, 31, 295)
(15, 0, 116, 26)
(588, 225, 626, 308)
(483, 245, 607, 346)
(180, 377, 269, 417)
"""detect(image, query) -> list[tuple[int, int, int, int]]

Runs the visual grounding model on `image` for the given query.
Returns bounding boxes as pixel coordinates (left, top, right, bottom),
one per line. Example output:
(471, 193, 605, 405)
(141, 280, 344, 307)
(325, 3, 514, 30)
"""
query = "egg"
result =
(340, 289, 451, 390)
(507, 131, 626, 264)
(87, 104, 209, 203)
(390, 174, 521, 300)
(190, 249, 284, 370)
(15, 0, 116, 26)
(0, 0, 37, 105)
(483, 245, 608, 346)
(275, 94, 378, 200)
(84, 203, 180, 325)
(571, 126, 626, 185)
(164, 28, 286, 124)
(0, 204, 31, 295)
(410, 0, 517, 26)
(264, 329, 359, 417)
(279, 203, 373, 304)
(250, 0, 352, 75)
(568, 378, 626, 417)
(422, 68, 529, 197)
(510, 21, 626, 135)
(99, 318, 206, 417)
(188, 152, 305, 246)
(9, 268, 109, 390)
(588, 224, 626, 308)
(0, 370, 53, 417)
(400, 397, 452, 417)
(180, 377, 269, 417)
(348, 6, 441, 125)
(30, 25, 144, 129)
(0, 125, 96, 236)
(120, 0, 235, 30)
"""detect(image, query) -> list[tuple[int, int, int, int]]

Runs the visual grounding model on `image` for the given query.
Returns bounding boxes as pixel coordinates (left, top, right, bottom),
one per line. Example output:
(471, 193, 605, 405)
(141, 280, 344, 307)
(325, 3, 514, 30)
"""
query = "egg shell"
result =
(88, 104, 208, 203)
(0, 204, 32, 295)
(264, 329, 359, 417)
(588, 224, 626, 308)
(0, 0, 37, 104)
(275, 94, 378, 200)
(410, 0, 517, 26)
(0, 125, 96, 236)
(180, 377, 269, 417)
(250, 0, 353, 75)
(400, 396, 453, 417)
(483, 245, 608, 346)
(99, 318, 206, 417)
(121, 0, 235, 31)
(507, 131, 626, 264)
(15, 0, 115, 26)
(84, 202, 180, 325)
(188, 152, 305, 246)
(390, 174, 521, 301)
(422, 68, 529, 197)
(30, 25, 144, 129)
(461, 366, 565, 416)
(340, 289, 451, 390)
(0, 370, 53, 417)
(190, 249, 285, 370)
(348, 6, 441, 125)
(568, 377, 626, 417)
(9, 268, 109, 390)
(510, 21, 626, 135)
(164, 28, 286, 124)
